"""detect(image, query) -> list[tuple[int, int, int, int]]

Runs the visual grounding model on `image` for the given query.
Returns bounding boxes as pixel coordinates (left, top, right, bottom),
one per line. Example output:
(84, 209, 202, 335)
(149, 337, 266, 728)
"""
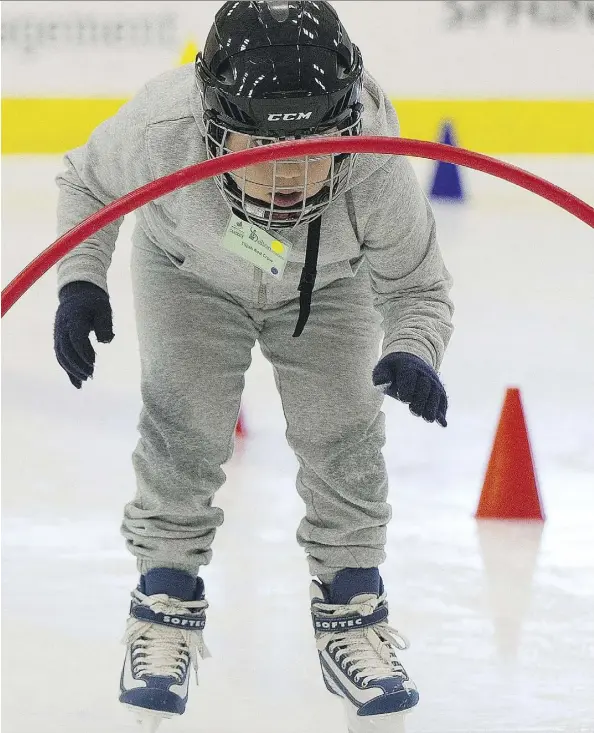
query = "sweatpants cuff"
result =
(138, 559, 203, 577)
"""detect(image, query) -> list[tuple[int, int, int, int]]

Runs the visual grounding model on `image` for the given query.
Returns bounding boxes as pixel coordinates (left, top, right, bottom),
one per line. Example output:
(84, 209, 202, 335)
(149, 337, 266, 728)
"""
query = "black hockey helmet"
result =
(195, 1, 364, 230)
(197, 0, 363, 137)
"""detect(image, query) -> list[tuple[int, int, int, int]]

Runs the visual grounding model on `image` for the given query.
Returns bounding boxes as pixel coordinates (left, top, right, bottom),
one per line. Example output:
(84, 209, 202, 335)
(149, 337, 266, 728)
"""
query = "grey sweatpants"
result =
(121, 239, 391, 578)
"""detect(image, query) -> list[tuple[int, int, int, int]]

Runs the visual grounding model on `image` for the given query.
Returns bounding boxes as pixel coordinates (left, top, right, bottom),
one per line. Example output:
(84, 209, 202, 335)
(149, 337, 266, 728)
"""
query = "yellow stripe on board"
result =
(394, 100, 594, 155)
(2, 98, 593, 155)
(1, 98, 130, 155)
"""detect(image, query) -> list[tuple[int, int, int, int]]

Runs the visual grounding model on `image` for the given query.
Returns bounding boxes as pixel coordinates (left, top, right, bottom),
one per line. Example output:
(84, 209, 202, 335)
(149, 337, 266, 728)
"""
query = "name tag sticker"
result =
(222, 214, 292, 279)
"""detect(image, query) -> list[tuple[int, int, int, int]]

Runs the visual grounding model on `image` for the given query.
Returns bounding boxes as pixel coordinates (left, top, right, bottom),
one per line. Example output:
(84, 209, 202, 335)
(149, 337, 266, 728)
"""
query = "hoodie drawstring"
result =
(293, 216, 322, 337)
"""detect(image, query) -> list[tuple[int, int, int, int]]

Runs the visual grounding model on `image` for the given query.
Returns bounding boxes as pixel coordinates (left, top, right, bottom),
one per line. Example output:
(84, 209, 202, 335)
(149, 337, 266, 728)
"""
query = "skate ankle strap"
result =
(312, 605, 388, 633)
(132, 604, 206, 631)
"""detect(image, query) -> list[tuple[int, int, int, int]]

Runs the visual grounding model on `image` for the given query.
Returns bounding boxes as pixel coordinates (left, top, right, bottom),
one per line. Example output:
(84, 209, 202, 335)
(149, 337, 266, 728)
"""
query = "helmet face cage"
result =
(202, 106, 363, 230)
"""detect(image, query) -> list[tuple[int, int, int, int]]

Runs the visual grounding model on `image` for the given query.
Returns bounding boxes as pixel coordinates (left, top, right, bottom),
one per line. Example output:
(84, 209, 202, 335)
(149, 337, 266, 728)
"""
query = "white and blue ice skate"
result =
(311, 568, 418, 733)
(119, 569, 210, 732)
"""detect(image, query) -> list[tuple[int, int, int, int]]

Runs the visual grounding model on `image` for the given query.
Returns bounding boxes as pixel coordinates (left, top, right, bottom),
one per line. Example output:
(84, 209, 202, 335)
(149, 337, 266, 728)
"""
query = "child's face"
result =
(226, 132, 333, 207)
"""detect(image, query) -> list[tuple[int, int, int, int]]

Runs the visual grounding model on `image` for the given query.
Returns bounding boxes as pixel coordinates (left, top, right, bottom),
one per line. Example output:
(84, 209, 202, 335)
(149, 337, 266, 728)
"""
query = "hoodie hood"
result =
(344, 70, 401, 191)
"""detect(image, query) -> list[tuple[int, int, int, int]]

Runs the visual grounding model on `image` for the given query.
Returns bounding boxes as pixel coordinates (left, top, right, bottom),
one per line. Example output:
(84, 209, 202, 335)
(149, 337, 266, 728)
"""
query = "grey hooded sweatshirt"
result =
(56, 65, 453, 368)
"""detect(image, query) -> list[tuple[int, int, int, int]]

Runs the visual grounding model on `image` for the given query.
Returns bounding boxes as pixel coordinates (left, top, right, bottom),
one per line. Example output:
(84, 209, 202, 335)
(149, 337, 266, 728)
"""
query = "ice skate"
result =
(119, 569, 210, 731)
(311, 568, 418, 733)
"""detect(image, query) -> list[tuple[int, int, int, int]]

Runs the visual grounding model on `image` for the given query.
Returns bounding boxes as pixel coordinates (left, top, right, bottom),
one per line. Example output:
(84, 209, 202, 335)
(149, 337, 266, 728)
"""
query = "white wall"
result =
(2, 0, 594, 97)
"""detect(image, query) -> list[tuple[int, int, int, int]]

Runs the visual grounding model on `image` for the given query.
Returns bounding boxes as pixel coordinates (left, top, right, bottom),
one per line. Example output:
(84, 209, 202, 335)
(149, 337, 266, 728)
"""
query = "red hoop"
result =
(2, 136, 593, 316)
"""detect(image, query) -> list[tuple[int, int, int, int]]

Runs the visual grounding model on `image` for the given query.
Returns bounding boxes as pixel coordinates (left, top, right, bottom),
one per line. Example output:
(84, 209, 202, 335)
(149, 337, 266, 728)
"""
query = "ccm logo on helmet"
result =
(268, 112, 313, 121)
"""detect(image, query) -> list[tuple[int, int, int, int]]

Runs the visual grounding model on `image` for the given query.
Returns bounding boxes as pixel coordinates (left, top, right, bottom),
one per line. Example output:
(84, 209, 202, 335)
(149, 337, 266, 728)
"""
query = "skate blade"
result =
(139, 719, 162, 733)
(345, 705, 408, 733)
(124, 705, 173, 733)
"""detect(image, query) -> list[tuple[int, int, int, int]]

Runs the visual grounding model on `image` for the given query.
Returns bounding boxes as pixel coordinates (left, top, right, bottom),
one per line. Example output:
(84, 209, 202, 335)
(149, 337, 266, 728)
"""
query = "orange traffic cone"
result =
(235, 411, 246, 439)
(475, 388, 545, 520)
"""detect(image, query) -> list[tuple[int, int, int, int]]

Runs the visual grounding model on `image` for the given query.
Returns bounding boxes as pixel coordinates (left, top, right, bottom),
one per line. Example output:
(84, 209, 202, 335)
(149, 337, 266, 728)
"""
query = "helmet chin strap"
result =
(293, 216, 322, 337)
(243, 199, 269, 219)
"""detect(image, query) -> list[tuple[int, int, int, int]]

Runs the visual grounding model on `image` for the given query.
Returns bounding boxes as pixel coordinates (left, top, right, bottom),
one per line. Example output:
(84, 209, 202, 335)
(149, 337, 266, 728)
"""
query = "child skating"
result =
(53, 2, 453, 730)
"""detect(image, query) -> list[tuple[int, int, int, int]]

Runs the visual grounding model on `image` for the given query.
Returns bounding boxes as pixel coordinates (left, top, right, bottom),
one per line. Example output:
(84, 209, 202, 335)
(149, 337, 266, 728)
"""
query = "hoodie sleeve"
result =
(55, 86, 150, 294)
(362, 157, 454, 371)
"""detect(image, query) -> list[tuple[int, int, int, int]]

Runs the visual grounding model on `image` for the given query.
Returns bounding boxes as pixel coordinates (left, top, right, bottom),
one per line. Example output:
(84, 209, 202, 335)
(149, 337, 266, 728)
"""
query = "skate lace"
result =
(123, 591, 211, 684)
(315, 595, 409, 687)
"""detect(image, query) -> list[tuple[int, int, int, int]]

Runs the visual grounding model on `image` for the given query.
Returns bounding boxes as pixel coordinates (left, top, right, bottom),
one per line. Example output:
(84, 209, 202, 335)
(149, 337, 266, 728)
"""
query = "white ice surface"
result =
(2, 155, 594, 733)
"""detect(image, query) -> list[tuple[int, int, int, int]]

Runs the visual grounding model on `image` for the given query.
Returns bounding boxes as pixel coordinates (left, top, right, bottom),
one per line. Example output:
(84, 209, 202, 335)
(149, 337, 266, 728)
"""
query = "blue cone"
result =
(429, 121, 465, 201)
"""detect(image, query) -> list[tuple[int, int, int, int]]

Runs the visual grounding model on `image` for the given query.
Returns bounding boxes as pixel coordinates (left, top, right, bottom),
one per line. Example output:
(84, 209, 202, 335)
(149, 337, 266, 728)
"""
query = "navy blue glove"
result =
(54, 281, 114, 389)
(372, 352, 448, 427)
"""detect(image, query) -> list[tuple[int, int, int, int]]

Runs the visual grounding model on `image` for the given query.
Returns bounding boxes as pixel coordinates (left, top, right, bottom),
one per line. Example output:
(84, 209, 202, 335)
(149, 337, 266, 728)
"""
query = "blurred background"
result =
(2, 2, 594, 733)
(2, 0, 593, 153)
